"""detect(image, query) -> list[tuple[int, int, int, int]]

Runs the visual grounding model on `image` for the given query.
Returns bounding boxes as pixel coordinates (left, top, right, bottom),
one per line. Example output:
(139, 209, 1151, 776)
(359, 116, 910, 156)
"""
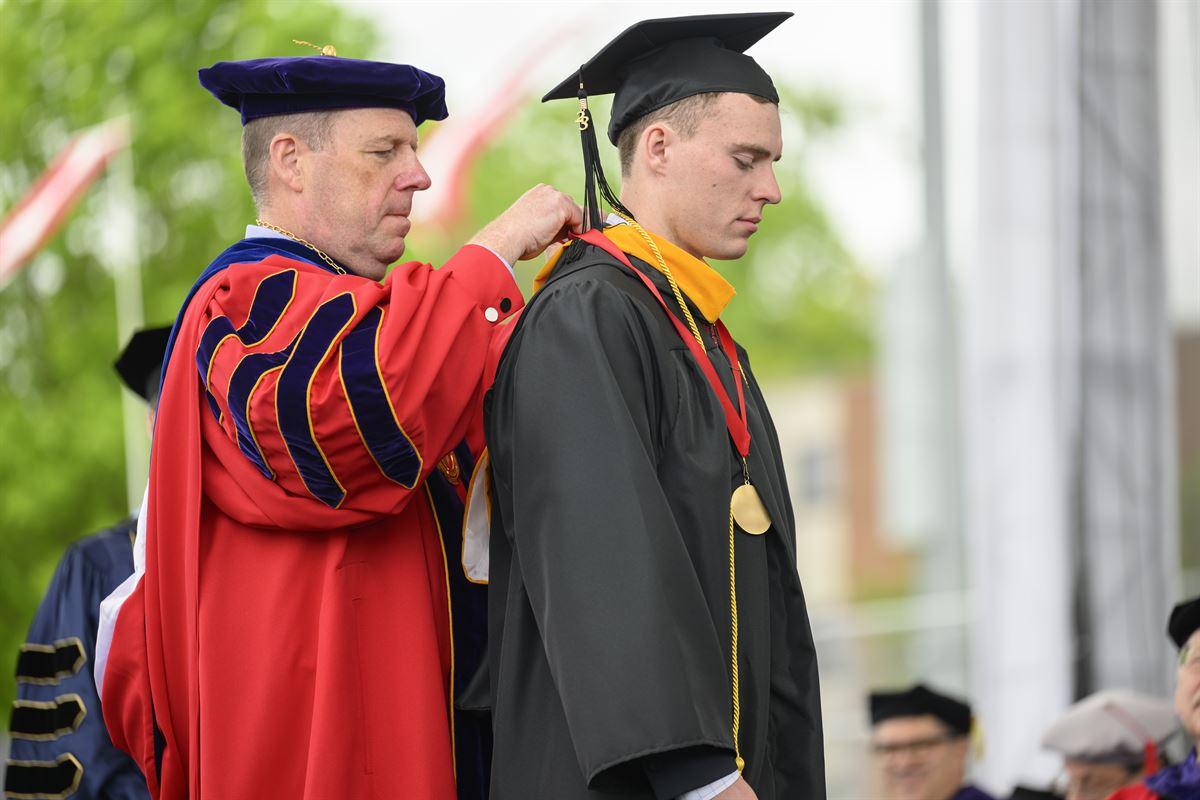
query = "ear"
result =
(641, 122, 673, 177)
(267, 132, 306, 194)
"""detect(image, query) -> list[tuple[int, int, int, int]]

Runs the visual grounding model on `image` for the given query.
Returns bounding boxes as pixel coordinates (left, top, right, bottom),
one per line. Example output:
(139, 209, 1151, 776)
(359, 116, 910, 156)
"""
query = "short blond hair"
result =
(241, 111, 335, 208)
(616, 91, 774, 176)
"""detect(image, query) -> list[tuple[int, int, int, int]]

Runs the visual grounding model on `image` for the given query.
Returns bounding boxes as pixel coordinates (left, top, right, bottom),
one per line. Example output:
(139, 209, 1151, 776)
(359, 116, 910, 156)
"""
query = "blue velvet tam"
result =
(198, 56, 448, 126)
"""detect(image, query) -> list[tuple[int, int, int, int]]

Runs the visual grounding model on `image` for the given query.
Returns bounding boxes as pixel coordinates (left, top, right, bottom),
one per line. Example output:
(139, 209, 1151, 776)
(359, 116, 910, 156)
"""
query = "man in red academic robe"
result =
(94, 53, 580, 800)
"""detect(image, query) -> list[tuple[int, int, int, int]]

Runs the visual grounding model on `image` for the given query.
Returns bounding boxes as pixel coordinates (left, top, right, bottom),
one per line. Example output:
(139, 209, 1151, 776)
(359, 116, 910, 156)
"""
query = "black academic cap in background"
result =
(869, 683, 973, 736)
(114, 325, 171, 403)
(1169, 596, 1200, 649)
(543, 12, 790, 144)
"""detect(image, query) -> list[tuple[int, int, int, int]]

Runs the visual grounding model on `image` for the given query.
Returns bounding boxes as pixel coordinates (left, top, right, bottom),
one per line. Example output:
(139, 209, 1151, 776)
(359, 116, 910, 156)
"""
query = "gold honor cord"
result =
(254, 219, 348, 275)
(620, 217, 706, 348)
(621, 217, 746, 773)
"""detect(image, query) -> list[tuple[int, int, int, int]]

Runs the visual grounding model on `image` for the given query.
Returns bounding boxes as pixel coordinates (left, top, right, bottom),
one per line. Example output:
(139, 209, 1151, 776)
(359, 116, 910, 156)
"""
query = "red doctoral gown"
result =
(97, 237, 520, 799)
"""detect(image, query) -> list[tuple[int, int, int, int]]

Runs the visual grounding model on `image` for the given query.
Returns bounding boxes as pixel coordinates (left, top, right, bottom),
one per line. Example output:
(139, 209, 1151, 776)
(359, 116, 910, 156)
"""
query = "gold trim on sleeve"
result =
(424, 485, 458, 785)
(15, 639, 86, 686)
(9, 694, 87, 742)
(3, 752, 84, 799)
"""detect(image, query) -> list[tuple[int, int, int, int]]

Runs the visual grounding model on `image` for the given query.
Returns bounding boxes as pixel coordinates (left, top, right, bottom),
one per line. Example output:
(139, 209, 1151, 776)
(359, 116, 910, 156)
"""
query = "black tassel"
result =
(577, 71, 633, 231)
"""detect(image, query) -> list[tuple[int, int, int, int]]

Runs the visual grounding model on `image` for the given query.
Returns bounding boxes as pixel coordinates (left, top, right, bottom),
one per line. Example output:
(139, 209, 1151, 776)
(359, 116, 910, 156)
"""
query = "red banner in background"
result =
(0, 116, 130, 287)
(411, 36, 568, 233)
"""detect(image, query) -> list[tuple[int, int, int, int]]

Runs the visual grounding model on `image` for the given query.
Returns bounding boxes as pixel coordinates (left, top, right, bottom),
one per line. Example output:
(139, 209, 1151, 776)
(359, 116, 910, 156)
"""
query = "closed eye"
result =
(732, 143, 780, 166)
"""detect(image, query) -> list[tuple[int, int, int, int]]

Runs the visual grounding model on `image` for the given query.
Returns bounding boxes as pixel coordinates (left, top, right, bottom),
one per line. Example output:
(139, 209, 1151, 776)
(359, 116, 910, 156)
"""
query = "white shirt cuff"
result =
(678, 769, 740, 800)
(473, 243, 514, 275)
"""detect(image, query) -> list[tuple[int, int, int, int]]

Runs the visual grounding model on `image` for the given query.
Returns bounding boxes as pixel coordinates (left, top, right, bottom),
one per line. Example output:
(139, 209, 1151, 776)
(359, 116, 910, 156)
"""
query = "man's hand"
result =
(469, 184, 584, 265)
(714, 777, 758, 800)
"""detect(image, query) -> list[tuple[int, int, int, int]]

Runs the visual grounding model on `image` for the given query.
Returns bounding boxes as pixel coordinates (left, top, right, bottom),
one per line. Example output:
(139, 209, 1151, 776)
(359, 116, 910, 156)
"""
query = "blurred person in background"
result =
(869, 683, 995, 800)
(1040, 688, 1178, 800)
(94, 51, 581, 800)
(4, 326, 168, 800)
(1109, 597, 1200, 800)
(484, 12, 822, 800)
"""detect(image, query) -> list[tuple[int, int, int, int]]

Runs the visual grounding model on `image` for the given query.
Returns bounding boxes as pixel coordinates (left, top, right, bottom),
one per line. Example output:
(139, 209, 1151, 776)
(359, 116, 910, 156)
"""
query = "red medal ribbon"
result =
(570, 229, 751, 458)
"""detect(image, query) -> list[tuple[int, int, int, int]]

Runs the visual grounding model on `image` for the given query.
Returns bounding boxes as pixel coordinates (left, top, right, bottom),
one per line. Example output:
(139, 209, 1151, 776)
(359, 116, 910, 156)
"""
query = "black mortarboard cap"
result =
(542, 12, 790, 230)
(1168, 595, 1200, 649)
(869, 683, 973, 736)
(199, 55, 448, 127)
(113, 325, 171, 403)
(544, 13, 789, 143)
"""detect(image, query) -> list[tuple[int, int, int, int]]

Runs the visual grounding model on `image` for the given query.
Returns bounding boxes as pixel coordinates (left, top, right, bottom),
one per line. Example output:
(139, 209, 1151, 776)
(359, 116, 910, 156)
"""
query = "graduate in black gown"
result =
(484, 13, 823, 800)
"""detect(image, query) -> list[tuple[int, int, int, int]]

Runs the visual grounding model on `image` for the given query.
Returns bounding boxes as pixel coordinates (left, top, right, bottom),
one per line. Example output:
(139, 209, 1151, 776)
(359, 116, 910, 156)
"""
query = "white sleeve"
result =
(678, 770, 741, 800)
(95, 483, 148, 694)
(473, 243, 514, 275)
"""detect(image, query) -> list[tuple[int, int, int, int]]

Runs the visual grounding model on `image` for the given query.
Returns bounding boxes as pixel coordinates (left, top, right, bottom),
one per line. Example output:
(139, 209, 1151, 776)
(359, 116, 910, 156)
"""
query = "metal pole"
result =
(922, 0, 946, 273)
(98, 111, 146, 512)
(912, 0, 967, 686)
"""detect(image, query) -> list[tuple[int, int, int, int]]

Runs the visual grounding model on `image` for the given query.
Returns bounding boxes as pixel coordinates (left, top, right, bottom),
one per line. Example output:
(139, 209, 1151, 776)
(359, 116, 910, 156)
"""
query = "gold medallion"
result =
(731, 483, 771, 534)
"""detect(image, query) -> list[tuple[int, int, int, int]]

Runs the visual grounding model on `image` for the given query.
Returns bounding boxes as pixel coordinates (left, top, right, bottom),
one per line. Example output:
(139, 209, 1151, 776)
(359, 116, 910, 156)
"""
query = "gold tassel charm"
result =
(576, 84, 591, 132)
(293, 39, 337, 57)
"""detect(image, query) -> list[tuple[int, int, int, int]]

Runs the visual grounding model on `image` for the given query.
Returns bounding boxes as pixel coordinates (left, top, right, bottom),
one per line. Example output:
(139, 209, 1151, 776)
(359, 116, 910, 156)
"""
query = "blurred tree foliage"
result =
(0, 0, 376, 715)
(0, 0, 872, 720)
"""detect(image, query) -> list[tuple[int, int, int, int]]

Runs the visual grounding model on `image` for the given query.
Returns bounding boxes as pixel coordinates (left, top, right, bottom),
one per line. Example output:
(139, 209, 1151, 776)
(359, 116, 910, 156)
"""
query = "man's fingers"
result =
(471, 185, 585, 263)
(564, 198, 584, 233)
(550, 192, 584, 237)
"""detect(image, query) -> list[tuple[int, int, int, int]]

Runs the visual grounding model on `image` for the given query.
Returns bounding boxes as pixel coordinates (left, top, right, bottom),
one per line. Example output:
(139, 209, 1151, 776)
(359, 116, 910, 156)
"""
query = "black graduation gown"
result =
(485, 238, 825, 799)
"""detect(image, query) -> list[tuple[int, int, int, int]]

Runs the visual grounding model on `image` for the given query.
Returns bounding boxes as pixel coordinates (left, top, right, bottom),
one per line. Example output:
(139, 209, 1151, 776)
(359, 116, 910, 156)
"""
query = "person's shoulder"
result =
(496, 241, 667, 379)
(26, 517, 135, 632)
(197, 239, 329, 295)
(63, 516, 136, 577)
(531, 239, 663, 324)
(176, 239, 296, 320)
(542, 238, 642, 291)
(182, 241, 333, 339)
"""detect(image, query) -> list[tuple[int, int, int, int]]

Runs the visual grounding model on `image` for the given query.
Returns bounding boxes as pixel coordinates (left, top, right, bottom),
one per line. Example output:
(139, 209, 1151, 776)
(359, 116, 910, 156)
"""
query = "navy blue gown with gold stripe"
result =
(6, 519, 149, 800)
